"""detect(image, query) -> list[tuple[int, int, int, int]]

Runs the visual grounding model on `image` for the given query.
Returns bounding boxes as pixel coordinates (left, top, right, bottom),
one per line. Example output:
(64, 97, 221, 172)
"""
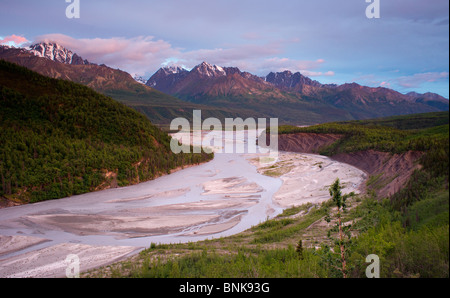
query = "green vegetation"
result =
(278, 112, 449, 156)
(341, 112, 450, 130)
(84, 111, 448, 278)
(85, 200, 337, 278)
(0, 60, 213, 204)
(106, 88, 249, 125)
(279, 112, 449, 188)
(91, 161, 447, 278)
(319, 179, 354, 278)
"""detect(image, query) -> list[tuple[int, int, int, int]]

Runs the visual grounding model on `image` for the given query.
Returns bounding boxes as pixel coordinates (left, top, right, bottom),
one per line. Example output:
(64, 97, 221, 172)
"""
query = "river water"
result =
(0, 129, 369, 277)
(0, 130, 283, 251)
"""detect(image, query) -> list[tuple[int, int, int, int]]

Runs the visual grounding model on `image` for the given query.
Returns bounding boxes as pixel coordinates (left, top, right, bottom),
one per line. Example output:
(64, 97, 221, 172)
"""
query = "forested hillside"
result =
(0, 46, 250, 125)
(0, 60, 212, 205)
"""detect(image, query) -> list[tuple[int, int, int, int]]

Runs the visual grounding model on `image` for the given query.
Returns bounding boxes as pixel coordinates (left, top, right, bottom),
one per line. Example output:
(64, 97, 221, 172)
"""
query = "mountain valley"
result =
(1, 43, 447, 125)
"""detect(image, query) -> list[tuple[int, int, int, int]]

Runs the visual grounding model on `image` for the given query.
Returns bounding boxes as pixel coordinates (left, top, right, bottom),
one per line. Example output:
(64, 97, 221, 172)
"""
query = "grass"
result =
(82, 195, 362, 278)
(261, 165, 294, 177)
(82, 173, 448, 278)
(82, 111, 449, 278)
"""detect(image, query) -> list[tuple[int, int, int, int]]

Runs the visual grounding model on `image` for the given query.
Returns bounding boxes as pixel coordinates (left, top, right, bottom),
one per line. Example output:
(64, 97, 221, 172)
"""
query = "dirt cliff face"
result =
(278, 133, 423, 199)
(278, 133, 342, 154)
(332, 150, 423, 199)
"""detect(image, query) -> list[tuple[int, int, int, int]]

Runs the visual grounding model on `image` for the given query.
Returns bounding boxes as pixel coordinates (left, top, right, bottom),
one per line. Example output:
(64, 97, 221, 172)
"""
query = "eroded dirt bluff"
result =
(332, 150, 423, 199)
(277, 133, 342, 153)
(278, 133, 423, 199)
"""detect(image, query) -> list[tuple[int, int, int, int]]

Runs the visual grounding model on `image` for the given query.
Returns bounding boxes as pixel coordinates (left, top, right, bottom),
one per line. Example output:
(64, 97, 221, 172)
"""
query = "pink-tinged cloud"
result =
(34, 34, 180, 76)
(395, 72, 449, 88)
(302, 70, 335, 77)
(0, 34, 29, 46)
(179, 41, 283, 68)
(31, 34, 334, 78)
(257, 57, 333, 76)
(380, 81, 391, 88)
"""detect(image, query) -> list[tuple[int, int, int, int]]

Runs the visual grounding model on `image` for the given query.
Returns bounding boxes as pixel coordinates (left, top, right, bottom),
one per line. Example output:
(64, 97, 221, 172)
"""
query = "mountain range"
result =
(0, 44, 243, 124)
(147, 62, 449, 123)
(1, 42, 448, 124)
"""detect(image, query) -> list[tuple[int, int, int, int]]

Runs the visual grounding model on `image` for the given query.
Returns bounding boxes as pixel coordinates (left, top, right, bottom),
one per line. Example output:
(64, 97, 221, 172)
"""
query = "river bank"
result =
(0, 132, 366, 278)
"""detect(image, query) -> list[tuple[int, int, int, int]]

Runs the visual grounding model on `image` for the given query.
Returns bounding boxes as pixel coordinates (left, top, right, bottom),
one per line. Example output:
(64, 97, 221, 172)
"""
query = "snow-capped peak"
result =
(193, 62, 227, 77)
(27, 42, 91, 65)
(133, 75, 147, 84)
(162, 65, 187, 75)
(28, 42, 73, 64)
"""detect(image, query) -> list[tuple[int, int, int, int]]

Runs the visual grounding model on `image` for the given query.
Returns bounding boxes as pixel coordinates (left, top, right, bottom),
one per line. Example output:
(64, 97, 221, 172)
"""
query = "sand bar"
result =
(0, 240, 140, 278)
(251, 151, 367, 207)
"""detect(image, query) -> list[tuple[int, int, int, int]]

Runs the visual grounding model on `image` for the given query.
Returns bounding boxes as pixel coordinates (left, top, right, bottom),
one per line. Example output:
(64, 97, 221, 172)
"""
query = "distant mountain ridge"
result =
(148, 62, 448, 105)
(265, 70, 324, 90)
(28, 42, 93, 65)
(146, 62, 449, 122)
(1, 43, 448, 124)
(0, 44, 249, 124)
(0, 44, 138, 92)
(147, 61, 291, 105)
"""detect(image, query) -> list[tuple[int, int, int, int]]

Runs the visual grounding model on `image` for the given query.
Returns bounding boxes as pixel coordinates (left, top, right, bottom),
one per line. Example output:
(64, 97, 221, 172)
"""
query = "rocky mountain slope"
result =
(0, 45, 244, 124)
(147, 62, 449, 123)
(2, 43, 448, 125)
(28, 42, 93, 65)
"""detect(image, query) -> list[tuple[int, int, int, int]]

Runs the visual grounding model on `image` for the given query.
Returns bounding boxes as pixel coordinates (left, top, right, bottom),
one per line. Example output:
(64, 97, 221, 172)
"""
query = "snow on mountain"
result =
(192, 62, 227, 77)
(162, 65, 187, 75)
(133, 75, 147, 84)
(146, 65, 189, 90)
(28, 42, 92, 65)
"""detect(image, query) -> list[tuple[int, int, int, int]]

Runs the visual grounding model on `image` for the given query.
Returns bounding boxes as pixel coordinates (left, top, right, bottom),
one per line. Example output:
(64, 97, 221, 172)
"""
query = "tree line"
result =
(0, 60, 213, 203)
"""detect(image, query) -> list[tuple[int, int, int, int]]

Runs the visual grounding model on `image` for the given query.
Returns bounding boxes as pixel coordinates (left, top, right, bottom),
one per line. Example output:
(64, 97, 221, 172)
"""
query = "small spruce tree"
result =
(316, 178, 354, 278)
(296, 239, 304, 260)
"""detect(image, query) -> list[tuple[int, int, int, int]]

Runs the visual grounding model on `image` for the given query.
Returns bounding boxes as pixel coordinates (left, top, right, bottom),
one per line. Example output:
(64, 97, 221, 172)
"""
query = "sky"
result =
(0, 0, 449, 97)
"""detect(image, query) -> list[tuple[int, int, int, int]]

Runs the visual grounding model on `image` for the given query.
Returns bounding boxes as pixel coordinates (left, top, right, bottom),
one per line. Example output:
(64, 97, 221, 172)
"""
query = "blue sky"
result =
(1, 0, 449, 97)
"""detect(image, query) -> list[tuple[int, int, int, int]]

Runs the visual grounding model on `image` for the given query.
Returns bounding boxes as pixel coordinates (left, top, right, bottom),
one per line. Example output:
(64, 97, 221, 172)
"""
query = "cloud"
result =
(395, 72, 449, 88)
(34, 34, 180, 76)
(241, 32, 262, 41)
(380, 81, 391, 88)
(302, 70, 335, 77)
(351, 71, 448, 97)
(0, 34, 29, 46)
(178, 49, 334, 77)
(382, 0, 449, 23)
(257, 57, 333, 76)
(178, 41, 283, 68)
(31, 34, 334, 78)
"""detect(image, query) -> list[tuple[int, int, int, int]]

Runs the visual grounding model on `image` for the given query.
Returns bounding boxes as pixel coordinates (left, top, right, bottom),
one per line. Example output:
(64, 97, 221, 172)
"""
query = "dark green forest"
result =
(0, 60, 212, 204)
